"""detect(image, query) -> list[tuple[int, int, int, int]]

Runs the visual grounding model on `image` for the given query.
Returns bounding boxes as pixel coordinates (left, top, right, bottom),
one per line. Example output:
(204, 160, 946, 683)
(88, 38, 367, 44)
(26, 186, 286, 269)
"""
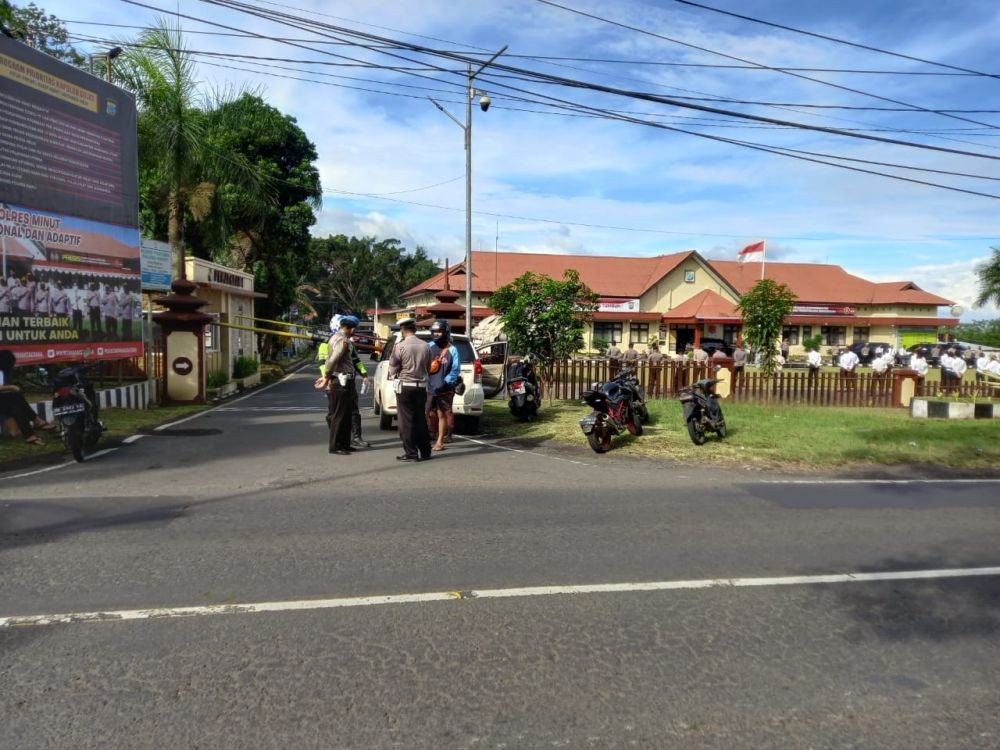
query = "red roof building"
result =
(389, 250, 954, 354)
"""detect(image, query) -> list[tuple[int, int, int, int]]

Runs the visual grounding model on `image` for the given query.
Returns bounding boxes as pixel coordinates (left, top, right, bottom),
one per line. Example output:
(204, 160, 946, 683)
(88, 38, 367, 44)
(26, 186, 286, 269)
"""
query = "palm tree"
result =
(973, 246, 1000, 309)
(115, 20, 269, 279)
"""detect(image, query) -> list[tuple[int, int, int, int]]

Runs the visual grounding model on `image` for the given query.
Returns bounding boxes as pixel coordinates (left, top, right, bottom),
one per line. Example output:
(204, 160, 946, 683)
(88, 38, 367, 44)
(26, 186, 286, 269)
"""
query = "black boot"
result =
(351, 414, 370, 448)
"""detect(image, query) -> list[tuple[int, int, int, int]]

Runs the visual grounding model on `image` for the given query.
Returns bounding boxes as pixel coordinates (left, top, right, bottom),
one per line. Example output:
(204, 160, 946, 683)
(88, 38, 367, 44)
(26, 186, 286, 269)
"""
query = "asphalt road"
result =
(1, 368, 998, 748)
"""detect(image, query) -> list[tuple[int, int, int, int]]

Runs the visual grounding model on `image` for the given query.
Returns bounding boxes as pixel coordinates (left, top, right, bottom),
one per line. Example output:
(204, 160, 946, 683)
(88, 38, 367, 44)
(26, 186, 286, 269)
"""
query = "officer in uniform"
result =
(388, 317, 433, 461)
(315, 315, 359, 454)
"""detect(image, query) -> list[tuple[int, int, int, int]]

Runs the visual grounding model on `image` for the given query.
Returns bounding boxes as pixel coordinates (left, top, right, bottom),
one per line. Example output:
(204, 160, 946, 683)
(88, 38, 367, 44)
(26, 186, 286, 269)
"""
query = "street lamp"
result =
(428, 46, 507, 334)
(105, 47, 122, 83)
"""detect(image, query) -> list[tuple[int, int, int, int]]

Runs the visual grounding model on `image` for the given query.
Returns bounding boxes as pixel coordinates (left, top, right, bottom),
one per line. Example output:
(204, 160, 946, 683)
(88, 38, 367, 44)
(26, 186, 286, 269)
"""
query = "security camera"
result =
(479, 94, 491, 112)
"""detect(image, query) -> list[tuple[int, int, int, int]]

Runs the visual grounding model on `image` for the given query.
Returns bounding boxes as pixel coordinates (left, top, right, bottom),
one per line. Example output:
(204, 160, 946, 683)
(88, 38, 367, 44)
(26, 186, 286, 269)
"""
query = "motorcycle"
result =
(507, 355, 541, 421)
(578, 365, 644, 453)
(678, 374, 726, 445)
(51, 363, 103, 462)
(618, 364, 649, 424)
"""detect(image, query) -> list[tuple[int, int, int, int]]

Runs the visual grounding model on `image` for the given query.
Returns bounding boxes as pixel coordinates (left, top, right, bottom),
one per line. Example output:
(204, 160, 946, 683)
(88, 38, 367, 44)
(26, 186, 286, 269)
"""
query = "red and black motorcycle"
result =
(578, 365, 644, 453)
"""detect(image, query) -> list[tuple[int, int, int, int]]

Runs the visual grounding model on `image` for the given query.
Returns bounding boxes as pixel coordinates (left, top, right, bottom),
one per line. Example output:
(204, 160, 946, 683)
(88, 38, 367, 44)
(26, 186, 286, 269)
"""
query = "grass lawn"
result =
(0, 404, 208, 468)
(482, 398, 1000, 471)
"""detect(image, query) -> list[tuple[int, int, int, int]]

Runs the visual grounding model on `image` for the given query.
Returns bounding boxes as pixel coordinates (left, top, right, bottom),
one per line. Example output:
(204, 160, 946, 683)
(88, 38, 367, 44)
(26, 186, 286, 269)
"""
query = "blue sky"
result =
(49, 0, 1000, 319)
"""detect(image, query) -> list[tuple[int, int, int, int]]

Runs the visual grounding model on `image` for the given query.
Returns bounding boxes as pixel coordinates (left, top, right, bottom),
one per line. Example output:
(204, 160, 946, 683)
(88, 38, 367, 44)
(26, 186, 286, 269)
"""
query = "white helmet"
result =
(329, 314, 342, 333)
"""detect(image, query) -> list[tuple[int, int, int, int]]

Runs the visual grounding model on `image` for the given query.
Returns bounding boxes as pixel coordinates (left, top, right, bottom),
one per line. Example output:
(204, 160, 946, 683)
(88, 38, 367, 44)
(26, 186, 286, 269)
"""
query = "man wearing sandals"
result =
(0, 350, 57, 445)
(426, 319, 461, 452)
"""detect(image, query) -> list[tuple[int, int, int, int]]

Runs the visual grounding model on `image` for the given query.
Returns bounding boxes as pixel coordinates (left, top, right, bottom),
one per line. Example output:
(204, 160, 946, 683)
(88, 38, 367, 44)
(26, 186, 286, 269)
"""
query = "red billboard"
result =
(0, 35, 141, 365)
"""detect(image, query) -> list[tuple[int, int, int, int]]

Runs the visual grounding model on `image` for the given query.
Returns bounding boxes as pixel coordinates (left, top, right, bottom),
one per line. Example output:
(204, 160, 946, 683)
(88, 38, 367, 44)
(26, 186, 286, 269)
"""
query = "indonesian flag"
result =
(738, 240, 765, 263)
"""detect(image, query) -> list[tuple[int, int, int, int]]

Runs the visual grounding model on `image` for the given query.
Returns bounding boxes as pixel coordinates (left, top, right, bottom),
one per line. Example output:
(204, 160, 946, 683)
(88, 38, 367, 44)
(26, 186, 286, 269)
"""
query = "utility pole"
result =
(429, 46, 506, 334)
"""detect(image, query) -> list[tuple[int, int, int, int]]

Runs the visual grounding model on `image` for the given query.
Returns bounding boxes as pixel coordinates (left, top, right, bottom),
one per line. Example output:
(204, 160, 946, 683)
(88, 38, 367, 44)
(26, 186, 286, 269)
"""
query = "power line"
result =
(188, 0, 1000, 160)
(670, 0, 1000, 81)
(118, 0, 1000, 199)
(534, 0, 1000, 131)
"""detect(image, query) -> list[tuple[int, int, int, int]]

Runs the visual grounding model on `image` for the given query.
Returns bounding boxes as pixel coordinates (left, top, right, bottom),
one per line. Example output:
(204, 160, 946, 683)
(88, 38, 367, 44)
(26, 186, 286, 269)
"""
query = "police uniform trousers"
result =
(396, 383, 431, 458)
(327, 379, 356, 452)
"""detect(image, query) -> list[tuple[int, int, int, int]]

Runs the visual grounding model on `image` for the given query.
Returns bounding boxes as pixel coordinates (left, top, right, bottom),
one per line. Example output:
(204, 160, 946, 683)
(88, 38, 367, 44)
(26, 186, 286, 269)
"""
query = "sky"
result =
(47, 0, 1000, 320)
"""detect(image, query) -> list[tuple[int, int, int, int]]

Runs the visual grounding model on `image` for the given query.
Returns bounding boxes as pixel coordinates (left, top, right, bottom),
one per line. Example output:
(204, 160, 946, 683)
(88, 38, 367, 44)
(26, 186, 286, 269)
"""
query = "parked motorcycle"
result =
(579, 365, 644, 453)
(678, 375, 726, 445)
(618, 365, 649, 424)
(51, 363, 103, 462)
(508, 354, 541, 421)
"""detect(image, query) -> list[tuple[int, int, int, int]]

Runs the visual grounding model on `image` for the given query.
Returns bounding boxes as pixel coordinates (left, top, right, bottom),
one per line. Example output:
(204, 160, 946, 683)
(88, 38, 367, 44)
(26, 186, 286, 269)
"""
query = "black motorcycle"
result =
(507, 355, 540, 421)
(618, 365, 649, 424)
(51, 363, 103, 462)
(678, 376, 726, 445)
(579, 365, 644, 453)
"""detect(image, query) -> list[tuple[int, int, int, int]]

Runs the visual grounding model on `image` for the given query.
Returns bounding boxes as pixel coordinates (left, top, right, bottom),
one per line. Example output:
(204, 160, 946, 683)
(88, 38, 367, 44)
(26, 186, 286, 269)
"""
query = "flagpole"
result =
(760, 241, 766, 281)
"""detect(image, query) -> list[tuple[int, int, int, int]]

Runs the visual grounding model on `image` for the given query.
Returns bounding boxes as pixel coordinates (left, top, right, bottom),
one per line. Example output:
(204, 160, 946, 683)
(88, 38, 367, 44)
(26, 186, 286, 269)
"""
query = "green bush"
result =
(591, 337, 608, 356)
(206, 370, 229, 388)
(232, 356, 259, 379)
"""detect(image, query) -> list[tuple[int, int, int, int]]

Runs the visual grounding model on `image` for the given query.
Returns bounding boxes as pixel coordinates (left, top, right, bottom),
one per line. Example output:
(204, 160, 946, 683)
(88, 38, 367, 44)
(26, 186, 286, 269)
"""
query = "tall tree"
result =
(973, 246, 1000, 310)
(200, 93, 322, 323)
(7, 2, 84, 67)
(489, 270, 599, 397)
(116, 20, 268, 278)
(307, 235, 439, 319)
(736, 279, 797, 380)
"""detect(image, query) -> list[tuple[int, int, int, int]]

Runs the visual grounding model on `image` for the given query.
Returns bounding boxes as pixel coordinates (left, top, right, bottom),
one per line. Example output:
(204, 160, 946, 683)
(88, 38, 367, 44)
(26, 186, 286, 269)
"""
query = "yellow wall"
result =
(639, 260, 738, 313)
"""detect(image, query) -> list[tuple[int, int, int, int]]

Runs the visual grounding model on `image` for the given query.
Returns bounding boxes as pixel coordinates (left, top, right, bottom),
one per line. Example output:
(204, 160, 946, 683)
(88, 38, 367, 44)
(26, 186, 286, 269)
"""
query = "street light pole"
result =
(428, 46, 506, 335)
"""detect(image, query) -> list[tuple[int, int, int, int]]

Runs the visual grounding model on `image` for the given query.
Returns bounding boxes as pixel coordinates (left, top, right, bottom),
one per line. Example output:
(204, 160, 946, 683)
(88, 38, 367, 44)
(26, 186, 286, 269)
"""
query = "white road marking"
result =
(214, 406, 326, 412)
(456, 434, 596, 467)
(759, 478, 1000, 485)
(4, 566, 998, 630)
(5, 461, 75, 480)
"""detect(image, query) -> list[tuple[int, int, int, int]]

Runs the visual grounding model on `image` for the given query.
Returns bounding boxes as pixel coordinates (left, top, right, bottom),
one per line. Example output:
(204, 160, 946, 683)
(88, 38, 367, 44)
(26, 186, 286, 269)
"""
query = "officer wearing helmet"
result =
(315, 314, 360, 454)
(426, 319, 461, 451)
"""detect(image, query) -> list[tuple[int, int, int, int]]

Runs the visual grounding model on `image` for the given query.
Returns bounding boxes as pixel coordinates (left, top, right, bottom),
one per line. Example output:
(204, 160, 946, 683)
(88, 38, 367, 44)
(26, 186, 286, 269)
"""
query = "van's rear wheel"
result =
(379, 413, 394, 431)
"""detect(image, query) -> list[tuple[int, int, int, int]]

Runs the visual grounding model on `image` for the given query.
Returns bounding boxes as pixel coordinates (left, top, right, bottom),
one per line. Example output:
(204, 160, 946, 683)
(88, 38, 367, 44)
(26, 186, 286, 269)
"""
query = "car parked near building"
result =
(372, 330, 506, 434)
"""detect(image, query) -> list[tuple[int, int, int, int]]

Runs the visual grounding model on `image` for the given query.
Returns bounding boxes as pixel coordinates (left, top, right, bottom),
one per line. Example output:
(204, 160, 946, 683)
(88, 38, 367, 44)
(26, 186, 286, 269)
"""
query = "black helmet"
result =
(430, 319, 451, 344)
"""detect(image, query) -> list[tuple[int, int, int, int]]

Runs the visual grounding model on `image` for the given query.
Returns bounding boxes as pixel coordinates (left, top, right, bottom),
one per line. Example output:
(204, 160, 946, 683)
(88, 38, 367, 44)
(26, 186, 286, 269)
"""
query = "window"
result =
(821, 326, 846, 346)
(781, 325, 800, 345)
(723, 325, 740, 346)
(594, 322, 623, 345)
(205, 313, 220, 352)
(852, 327, 870, 344)
(801, 325, 812, 340)
(629, 323, 649, 344)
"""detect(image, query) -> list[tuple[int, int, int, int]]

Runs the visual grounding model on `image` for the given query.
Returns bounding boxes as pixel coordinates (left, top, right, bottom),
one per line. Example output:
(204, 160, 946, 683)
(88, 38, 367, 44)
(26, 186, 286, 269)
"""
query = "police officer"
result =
(318, 315, 371, 448)
(315, 315, 359, 455)
(388, 317, 433, 461)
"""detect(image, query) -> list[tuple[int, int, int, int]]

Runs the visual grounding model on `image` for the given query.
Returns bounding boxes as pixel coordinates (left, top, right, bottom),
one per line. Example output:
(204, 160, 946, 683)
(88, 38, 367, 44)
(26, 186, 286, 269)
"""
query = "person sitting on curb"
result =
(0, 350, 57, 445)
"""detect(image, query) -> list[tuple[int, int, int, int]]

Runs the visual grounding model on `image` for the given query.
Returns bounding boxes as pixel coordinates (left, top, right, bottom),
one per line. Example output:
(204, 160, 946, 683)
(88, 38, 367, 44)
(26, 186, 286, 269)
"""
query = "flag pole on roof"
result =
(738, 240, 766, 280)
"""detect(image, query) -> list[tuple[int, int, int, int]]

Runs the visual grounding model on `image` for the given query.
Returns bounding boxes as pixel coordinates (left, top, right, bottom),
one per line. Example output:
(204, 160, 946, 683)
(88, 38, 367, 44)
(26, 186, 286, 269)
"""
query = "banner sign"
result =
(598, 297, 641, 313)
(0, 36, 141, 364)
(140, 239, 172, 291)
(791, 304, 856, 316)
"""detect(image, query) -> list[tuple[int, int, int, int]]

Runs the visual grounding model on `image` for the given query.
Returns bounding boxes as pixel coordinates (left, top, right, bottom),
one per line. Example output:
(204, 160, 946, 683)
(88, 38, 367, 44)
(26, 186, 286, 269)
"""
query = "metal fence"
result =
(546, 359, 995, 408)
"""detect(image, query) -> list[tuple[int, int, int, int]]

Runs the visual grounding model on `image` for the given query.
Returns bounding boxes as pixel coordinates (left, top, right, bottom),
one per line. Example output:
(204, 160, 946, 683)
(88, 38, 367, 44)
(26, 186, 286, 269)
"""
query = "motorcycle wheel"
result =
(65, 420, 85, 462)
(626, 405, 643, 436)
(716, 416, 727, 438)
(686, 419, 706, 446)
(587, 424, 612, 453)
(636, 403, 649, 423)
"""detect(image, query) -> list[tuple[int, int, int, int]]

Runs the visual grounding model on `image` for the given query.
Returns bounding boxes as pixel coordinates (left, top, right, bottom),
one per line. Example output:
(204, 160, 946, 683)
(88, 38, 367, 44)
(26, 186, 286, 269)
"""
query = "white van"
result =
(372, 331, 507, 434)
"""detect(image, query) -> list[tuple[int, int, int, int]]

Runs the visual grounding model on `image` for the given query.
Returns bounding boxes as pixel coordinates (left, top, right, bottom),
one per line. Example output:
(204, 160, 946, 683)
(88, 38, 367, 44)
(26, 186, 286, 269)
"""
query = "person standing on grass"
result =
(838, 347, 859, 391)
(976, 349, 990, 384)
(731, 344, 746, 388)
(622, 341, 640, 370)
(605, 340, 622, 378)
(806, 346, 822, 383)
(647, 344, 664, 397)
(910, 349, 929, 392)
(945, 348, 967, 394)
